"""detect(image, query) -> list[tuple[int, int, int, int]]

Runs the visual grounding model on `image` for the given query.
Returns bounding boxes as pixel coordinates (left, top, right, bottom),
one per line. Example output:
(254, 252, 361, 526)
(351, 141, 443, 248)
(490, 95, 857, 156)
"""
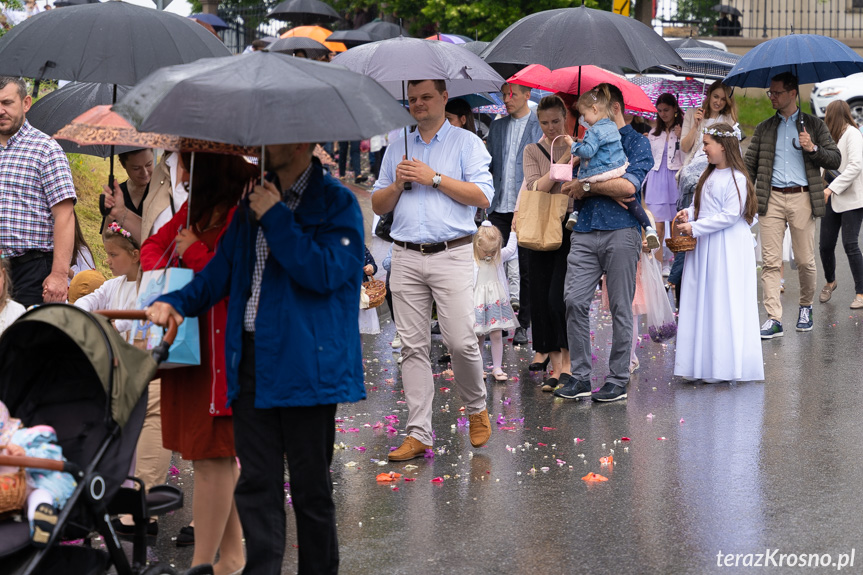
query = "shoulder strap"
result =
(534, 142, 551, 161)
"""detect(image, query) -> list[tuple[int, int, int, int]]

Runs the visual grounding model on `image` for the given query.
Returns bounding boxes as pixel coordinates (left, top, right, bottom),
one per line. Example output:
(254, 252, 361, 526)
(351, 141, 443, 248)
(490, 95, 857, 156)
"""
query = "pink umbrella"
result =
(425, 33, 470, 44)
(628, 76, 708, 111)
(507, 64, 657, 115)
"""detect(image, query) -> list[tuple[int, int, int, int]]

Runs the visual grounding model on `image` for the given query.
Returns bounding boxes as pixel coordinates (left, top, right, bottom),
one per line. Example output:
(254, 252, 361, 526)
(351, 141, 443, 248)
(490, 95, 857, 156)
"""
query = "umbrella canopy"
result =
(188, 13, 229, 31)
(629, 76, 709, 110)
(667, 37, 726, 50)
(481, 5, 685, 77)
(358, 20, 409, 40)
(113, 51, 413, 147)
(281, 25, 346, 52)
(673, 46, 741, 78)
(267, 36, 330, 59)
(508, 65, 657, 115)
(55, 105, 260, 157)
(327, 29, 375, 47)
(712, 4, 743, 17)
(0, 2, 231, 85)
(268, 0, 341, 25)
(461, 40, 489, 56)
(723, 34, 863, 88)
(331, 36, 505, 99)
(27, 82, 137, 157)
(425, 33, 470, 44)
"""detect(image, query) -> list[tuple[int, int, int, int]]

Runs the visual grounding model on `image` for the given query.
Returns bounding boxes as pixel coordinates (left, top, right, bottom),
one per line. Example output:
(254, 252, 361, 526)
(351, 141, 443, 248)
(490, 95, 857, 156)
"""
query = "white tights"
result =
(477, 330, 503, 371)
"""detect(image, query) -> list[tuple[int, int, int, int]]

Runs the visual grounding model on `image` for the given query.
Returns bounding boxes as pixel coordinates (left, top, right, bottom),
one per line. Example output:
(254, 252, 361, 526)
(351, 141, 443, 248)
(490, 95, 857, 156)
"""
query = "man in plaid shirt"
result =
(0, 77, 76, 307)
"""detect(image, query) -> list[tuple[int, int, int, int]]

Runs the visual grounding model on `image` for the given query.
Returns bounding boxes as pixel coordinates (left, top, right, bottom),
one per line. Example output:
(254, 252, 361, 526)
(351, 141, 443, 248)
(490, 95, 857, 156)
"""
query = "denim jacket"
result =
(572, 118, 628, 180)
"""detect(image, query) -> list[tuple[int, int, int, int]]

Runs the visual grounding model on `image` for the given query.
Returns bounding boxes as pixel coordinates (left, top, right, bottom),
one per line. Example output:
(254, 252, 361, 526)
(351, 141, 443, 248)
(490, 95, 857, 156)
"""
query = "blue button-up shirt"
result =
(572, 124, 654, 232)
(373, 121, 494, 244)
(772, 109, 808, 188)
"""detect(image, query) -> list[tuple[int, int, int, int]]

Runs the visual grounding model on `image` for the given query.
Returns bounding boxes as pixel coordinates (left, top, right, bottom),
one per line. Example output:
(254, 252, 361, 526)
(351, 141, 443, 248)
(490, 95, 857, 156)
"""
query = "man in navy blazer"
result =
(486, 82, 543, 346)
(148, 142, 365, 574)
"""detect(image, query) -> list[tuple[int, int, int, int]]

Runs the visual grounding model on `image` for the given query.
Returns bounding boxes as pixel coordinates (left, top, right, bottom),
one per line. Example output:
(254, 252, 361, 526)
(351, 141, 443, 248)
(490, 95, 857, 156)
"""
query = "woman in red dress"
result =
(141, 153, 257, 575)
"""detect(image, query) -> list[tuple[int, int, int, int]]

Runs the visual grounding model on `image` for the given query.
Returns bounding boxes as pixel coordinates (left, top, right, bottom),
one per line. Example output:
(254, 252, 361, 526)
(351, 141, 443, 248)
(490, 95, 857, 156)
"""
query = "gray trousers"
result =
(564, 227, 641, 387)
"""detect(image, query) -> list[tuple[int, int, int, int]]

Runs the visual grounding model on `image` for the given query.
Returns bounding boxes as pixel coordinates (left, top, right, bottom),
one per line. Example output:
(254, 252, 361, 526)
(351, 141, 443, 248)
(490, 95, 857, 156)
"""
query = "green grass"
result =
(69, 154, 127, 278)
(736, 96, 814, 137)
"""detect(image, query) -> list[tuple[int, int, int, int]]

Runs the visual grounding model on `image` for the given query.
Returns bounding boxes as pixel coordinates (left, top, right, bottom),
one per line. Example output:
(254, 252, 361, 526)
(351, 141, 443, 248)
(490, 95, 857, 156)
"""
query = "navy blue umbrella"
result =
(189, 13, 229, 31)
(724, 34, 863, 88)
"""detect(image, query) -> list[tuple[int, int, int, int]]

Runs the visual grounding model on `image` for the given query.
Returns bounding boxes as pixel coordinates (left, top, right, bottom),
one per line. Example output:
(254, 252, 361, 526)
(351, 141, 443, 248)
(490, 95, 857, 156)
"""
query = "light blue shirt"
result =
(500, 114, 529, 213)
(771, 109, 808, 188)
(373, 121, 494, 244)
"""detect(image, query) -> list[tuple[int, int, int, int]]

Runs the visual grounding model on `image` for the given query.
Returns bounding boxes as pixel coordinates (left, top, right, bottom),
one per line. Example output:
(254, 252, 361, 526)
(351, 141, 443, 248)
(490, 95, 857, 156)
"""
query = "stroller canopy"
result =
(0, 305, 156, 428)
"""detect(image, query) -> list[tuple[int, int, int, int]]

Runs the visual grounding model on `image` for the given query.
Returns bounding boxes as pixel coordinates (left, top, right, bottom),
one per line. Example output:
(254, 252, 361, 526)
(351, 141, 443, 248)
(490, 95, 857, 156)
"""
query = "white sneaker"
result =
(645, 226, 661, 250)
(661, 265, 671, 277)
(391, 332, 401, 348)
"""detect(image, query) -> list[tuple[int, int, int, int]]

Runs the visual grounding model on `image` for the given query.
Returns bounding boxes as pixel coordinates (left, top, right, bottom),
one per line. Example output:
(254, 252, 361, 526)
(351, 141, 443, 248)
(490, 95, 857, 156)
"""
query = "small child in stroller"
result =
(0, 401, 76, 547)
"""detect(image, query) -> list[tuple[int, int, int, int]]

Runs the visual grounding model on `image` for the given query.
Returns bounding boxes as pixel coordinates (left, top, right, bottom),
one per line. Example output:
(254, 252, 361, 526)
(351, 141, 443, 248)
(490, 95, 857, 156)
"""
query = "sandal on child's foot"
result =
(31, 503, 58, 548)
(492, 369, 508, 382)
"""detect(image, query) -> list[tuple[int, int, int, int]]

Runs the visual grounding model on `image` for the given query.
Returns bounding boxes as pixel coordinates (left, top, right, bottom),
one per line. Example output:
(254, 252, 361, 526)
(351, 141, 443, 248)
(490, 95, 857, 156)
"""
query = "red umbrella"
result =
(508, 64, 657, 115)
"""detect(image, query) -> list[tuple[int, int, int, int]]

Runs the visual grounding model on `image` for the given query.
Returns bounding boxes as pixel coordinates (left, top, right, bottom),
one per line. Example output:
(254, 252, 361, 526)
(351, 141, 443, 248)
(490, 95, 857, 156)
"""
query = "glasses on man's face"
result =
(767, 90, 789, 98)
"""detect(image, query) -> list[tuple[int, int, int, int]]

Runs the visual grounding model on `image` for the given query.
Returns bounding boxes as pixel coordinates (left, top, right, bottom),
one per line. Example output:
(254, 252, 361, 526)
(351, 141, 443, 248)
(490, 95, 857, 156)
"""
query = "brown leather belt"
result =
(393, 235, 473, 255)
(772, 186, 809, 194)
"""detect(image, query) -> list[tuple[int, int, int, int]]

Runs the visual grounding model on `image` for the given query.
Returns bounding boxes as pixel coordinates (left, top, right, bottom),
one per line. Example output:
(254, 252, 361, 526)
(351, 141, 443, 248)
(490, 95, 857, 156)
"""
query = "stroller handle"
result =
(95, 310, 179, 347)
(0, 454, 81, 478)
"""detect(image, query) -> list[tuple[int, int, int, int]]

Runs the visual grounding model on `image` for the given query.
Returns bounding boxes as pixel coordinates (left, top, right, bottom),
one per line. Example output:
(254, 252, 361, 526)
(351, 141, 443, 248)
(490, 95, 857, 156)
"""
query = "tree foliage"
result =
(671, 0, 718, 36)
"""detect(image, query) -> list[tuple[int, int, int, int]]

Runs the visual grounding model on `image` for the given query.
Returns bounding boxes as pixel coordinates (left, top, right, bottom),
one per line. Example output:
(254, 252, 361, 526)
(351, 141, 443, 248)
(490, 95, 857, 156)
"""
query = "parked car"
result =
(811, 73, 863, 123)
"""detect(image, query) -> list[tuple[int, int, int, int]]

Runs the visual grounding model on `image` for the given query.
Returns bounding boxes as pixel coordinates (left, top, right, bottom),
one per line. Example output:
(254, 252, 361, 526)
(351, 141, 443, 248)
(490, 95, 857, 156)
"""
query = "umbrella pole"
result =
(402, 80, 411, 191)
(261, 144, 266, 183)
(99, 84, 119, 234)
(186, 151, 195, 230)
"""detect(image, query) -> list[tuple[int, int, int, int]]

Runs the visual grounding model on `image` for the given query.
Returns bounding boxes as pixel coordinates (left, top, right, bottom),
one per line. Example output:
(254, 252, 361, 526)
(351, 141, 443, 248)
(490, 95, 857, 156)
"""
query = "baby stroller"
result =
(0, 305, 209, 575)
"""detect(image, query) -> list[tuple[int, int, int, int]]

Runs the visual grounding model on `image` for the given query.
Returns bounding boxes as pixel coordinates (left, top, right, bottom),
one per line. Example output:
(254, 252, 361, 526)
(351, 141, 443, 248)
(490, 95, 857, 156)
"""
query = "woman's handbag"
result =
(824, 169, 841, 186)
(515, 180, 569, 251)
(375, 212, 394, 243)
(548, 135, 574, 182)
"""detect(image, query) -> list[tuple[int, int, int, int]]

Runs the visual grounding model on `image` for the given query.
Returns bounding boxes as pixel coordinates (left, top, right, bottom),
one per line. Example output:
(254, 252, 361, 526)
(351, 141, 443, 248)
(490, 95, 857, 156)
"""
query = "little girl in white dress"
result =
(473, 221, 518, 381)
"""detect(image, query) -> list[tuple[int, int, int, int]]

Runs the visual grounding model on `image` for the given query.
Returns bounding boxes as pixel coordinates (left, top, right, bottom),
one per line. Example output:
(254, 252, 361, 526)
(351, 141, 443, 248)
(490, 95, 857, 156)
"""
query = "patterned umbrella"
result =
(425, 33, 471, 44)
(629, 76, 709, 111)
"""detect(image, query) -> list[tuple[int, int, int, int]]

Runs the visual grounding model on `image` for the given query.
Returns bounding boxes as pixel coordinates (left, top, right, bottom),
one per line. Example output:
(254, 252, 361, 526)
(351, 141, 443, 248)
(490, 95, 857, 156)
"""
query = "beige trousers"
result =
(760, 191, 817, 321)
(135, 379, 172, 492)
(390, 243, 486, 446)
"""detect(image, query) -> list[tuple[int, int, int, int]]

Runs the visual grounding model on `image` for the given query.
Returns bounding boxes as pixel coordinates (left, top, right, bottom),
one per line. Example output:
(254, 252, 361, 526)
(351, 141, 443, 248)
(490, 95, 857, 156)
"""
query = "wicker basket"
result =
(362, 279, 387, 309)
(0, 467, 27, 516)
(666, 217, 697, 253)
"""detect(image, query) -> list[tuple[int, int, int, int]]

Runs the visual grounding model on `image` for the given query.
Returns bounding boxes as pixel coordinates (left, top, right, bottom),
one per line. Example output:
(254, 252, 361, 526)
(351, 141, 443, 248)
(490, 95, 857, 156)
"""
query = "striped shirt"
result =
(0, 121, 76, 258)
(243, 163, 312, 332)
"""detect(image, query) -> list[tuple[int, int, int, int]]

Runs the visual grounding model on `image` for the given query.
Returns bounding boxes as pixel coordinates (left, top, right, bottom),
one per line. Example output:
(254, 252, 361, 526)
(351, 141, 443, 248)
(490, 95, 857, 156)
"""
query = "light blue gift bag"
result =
(131, 268, 200, 368)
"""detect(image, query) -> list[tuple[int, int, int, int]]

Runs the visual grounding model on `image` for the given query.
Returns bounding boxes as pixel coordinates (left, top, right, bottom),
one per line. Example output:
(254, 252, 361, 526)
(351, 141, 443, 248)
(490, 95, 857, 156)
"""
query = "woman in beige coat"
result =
(819, 100, 863, 308)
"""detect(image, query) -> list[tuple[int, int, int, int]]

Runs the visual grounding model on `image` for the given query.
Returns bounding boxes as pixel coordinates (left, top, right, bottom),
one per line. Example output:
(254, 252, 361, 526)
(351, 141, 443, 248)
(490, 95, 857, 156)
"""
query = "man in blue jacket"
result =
(147, 142, 365, 575)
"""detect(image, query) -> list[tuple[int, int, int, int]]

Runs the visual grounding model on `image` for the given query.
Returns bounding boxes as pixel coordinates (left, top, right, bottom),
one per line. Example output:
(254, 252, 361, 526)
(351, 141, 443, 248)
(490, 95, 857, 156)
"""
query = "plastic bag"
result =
(640, 252, 677, 342)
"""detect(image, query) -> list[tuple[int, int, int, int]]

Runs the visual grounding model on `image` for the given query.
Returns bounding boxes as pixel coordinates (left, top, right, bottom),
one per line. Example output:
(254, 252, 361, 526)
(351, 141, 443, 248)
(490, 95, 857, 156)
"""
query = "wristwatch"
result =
(432, 173, 442, 188)
(582, 182, 591, 192)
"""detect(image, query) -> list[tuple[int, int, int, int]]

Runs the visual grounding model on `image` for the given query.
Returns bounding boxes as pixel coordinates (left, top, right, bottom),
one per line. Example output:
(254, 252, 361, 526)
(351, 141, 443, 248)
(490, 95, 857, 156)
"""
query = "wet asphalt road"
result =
(145, 233, 863, 574)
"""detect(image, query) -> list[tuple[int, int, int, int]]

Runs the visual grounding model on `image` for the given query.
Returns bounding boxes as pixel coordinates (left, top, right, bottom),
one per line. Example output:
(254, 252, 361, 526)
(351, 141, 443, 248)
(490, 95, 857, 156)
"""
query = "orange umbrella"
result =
(281, 25, 346, 52)
(54, 105, 259, 157)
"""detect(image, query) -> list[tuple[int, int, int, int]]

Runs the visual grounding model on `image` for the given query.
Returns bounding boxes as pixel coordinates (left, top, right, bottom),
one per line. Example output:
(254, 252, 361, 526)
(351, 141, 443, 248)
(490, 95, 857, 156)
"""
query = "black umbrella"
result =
(358, 20, 409, 40)
(27, 82, 137, 157)
(0, 2, 231, 85)
(712, 4, 743, 17)
(461, 40, 489, 56)
(327, 29, 375, 48)
(268, 0, 341, 25)
(113, 51, 412, 149)
(481, 5, 685, 76)
(267, 36, 330, 59)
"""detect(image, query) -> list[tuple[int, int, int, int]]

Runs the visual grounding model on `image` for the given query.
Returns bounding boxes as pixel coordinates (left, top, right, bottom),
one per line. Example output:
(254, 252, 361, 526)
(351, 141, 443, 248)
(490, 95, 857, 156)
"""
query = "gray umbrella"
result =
(27, 82, 137, 157)
(673, 46, 741, 77)
(331, 36, 504, 99)
(481, 5, 685, 75)
(461, 41, 489, 56)
(0, 2, 231, 85)
(267, 36, 330, 59)
(268, 0, 341, 25)
(113, 51, 412, 147)
(666, 37, 724, 50)
(358, 21, 409, 40)
(327, 29, 376, 47)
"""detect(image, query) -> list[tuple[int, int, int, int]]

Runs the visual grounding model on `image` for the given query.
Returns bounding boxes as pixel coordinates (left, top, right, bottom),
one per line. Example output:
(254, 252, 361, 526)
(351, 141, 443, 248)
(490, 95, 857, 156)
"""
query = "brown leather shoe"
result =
(468, 409, 491, 448)
(388, 436, 431, 462)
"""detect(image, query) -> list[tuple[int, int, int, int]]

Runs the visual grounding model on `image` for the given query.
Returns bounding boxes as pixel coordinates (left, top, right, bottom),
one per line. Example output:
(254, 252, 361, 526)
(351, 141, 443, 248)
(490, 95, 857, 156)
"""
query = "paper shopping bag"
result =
(131, 268, 200, 368)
